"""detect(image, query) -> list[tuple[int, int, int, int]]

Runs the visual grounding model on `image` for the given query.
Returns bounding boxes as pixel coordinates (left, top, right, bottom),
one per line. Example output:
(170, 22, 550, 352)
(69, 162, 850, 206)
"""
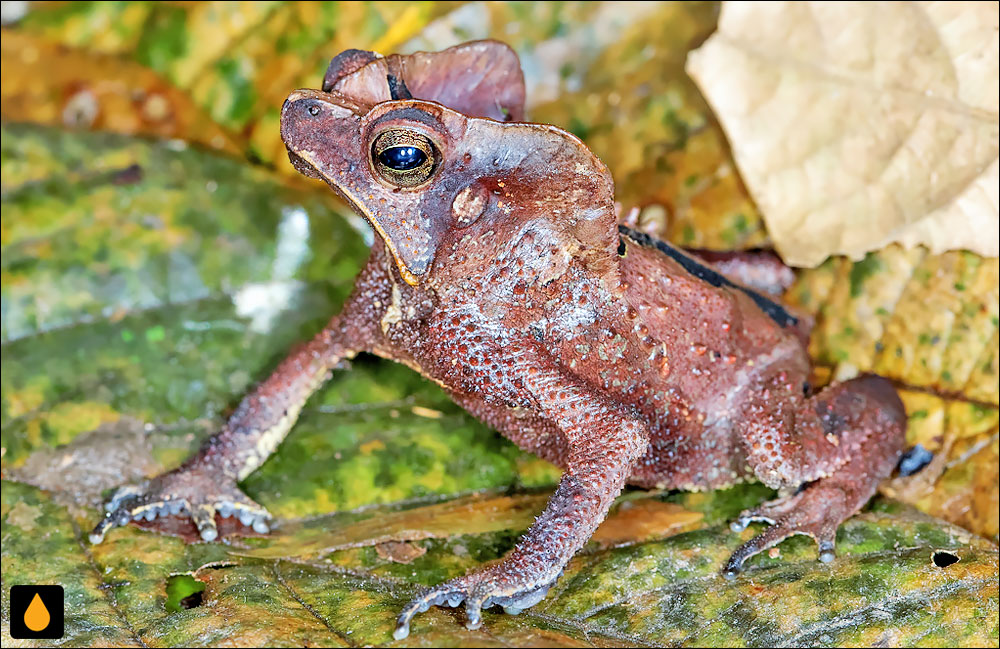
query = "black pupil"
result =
(379, 145, 427, 171)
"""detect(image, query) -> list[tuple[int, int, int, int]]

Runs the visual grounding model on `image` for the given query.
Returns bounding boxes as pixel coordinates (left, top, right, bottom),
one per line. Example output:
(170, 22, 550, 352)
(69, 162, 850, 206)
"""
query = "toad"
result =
(91, 41, 906, 639)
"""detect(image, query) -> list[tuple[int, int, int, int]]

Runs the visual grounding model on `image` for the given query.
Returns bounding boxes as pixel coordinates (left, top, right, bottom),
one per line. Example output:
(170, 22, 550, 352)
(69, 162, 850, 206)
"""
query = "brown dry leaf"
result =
(375, 540, 428, 564)
(687, 1, 999, 267)
(0, 29, 239, 154)
(239, 492, 707, 562)
(240, 493, 551, 560)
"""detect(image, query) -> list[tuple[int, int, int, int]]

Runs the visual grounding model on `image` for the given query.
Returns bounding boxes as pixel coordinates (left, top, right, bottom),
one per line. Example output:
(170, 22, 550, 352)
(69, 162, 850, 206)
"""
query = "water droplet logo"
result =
(10, 585, 64, 639)
(25, 592, 51, 631)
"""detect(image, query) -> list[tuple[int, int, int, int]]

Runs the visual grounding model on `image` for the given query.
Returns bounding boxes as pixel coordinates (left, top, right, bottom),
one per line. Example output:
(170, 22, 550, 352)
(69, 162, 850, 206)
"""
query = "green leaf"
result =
(3, 3, 998, 646)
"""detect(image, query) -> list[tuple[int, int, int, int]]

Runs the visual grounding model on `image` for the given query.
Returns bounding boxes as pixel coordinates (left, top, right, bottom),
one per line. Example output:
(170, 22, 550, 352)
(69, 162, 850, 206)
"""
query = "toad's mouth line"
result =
(294, 148, 420, 287)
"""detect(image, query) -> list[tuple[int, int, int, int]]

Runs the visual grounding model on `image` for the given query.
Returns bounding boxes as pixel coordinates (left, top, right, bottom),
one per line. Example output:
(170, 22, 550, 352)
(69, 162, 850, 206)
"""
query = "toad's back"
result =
(574, 227, 812, 490)
(618, 226, 809, 399)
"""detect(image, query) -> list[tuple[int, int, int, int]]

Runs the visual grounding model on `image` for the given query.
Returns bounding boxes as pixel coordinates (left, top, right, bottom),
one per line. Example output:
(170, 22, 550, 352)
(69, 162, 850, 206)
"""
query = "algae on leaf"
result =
(2, 2, 998, 647)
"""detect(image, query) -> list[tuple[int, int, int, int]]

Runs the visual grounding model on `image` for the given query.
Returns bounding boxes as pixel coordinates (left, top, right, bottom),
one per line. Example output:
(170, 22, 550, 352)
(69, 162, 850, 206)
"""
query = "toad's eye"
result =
(372, 130, 438, 187)
(379, 145, 426, 170)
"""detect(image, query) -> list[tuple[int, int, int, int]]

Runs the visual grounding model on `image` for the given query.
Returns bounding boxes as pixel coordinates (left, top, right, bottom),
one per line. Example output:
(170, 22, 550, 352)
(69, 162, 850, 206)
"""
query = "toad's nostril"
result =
(308, 105, 320, 116)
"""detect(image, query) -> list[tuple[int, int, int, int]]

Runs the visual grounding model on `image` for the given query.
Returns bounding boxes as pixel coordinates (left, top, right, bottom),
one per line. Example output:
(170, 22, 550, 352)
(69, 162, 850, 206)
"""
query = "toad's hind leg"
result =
(725, 375, 906, 577)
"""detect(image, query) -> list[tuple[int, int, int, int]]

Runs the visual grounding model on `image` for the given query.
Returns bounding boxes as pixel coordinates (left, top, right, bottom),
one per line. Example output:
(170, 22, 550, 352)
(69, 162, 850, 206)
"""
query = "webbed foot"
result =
(393, 569, 556, 640)
(90, 465, 271, 543)
(725, 374, 906, 579)
(723, 486, 843, 579)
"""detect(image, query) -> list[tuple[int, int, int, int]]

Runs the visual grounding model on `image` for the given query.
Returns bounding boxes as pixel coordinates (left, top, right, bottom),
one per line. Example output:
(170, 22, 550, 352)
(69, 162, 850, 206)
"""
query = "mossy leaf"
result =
(2, 3, 997, 647)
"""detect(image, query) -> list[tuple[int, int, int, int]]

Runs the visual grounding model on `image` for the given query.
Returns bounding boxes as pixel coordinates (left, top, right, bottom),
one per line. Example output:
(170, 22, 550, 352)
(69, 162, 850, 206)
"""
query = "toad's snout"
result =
(278, 89, 373, 184)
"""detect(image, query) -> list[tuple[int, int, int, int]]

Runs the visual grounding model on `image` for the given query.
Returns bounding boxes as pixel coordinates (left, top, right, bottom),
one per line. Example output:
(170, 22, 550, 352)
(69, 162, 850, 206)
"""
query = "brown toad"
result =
(92, 41, 907, 639)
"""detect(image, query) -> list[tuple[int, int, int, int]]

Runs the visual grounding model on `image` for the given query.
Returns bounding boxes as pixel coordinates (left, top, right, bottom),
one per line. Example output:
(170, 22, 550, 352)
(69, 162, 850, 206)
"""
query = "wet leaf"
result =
(0, 122, 556, 645)
(1, 480, 143, 646)
(687, 1, 999, 266)
(3, 480, 996, 647)
(2, 3, 998, 647)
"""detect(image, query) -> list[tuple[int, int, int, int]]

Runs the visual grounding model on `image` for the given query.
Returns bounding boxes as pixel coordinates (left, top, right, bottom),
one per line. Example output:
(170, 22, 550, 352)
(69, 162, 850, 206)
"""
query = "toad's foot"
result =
(393, 568, 558, 640)
(725, 375, 905, 579)
(723, 485, 846, 579)
(90, 465, 271, 544)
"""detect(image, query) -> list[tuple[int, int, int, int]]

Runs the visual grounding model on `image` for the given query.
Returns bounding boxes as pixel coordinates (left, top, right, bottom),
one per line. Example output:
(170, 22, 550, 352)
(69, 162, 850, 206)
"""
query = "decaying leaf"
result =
(687, 1, 999, 266)
(786, 246, 999, 539)
(788, 247, 999, 398)
(9, 417, 159, 508)
(881, 392, 998, 540)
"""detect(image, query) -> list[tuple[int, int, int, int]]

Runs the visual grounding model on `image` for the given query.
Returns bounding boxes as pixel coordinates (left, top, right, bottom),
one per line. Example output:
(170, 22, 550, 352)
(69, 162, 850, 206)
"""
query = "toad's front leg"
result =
(395, 365, 649, 638)
(91, 253, 389, 543)
(90, 319, 362, 543)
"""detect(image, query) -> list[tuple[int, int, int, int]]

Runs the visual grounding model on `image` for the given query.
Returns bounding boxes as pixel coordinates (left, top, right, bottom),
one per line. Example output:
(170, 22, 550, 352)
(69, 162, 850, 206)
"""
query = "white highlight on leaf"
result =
(272, 205, 310, 281)
(232, 206, 310, 334)
(233, 281, 302, 335)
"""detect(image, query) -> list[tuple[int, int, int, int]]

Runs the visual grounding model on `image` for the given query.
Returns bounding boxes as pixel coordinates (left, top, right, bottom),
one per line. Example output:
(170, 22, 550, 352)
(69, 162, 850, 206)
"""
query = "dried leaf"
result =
(375, 540, 428, 564)
(590, 499, 704, 549)
(687, 1, 999, 266)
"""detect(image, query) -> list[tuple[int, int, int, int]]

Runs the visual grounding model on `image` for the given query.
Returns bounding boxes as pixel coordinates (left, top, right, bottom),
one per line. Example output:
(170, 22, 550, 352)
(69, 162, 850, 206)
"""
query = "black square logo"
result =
(9, 585, 65, 639)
